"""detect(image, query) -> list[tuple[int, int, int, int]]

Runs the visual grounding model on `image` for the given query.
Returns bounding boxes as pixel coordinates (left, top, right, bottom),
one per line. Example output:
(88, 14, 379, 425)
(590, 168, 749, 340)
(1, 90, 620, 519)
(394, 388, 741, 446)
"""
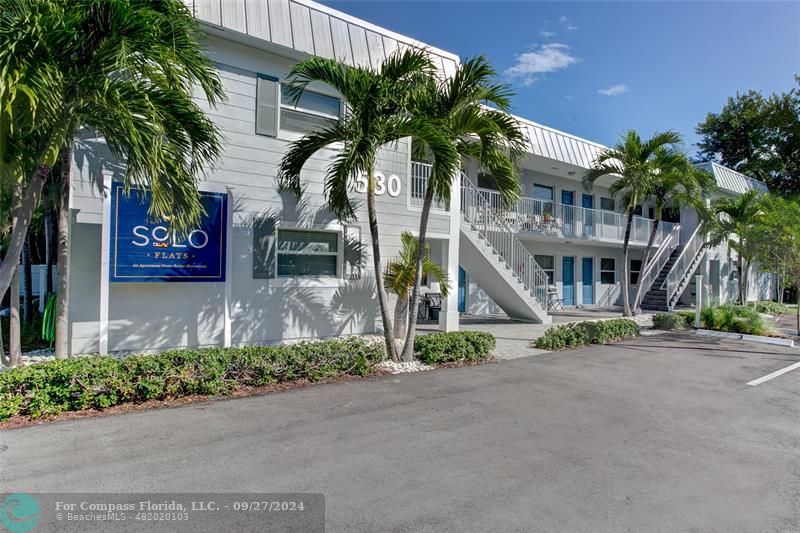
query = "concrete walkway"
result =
(419, 308, 649, 359)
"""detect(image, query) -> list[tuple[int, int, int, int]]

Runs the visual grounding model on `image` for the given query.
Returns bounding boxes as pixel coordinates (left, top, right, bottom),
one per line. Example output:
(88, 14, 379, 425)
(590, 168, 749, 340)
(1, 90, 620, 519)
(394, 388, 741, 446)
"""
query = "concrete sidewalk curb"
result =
(696, 328, 795, 348)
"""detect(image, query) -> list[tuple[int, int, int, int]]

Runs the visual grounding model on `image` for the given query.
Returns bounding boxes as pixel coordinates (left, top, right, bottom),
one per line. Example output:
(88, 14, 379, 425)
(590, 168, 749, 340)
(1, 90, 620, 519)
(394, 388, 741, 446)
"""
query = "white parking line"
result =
(747, 361, 800, 387)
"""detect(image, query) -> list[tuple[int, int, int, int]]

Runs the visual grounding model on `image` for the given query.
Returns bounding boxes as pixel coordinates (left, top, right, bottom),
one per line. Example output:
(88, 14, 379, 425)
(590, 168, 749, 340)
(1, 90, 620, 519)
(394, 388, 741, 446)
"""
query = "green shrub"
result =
(652, 313, 691, 330)
(532, 323, 590, 350)
(0, 337, 385, 421)
(414, 331, 495, 364)
(699, 304, 769, 335)
(533, 319, 639, 350)
(755, 301, 789, 315)
(676, 310, 697, 325)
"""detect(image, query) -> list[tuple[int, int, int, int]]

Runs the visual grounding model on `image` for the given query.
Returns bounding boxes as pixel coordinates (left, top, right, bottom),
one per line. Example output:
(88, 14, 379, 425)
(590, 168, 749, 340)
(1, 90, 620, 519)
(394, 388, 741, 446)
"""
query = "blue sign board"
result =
(110, 183, 227, 282)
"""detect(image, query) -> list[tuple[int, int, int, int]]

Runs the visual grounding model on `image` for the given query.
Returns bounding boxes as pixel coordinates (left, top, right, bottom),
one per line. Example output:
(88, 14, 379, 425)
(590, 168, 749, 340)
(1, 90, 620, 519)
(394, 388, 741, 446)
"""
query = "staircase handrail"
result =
(460, 173, 549, 306)
(660, 224, 706, 304)
(635, 223, 681, 298)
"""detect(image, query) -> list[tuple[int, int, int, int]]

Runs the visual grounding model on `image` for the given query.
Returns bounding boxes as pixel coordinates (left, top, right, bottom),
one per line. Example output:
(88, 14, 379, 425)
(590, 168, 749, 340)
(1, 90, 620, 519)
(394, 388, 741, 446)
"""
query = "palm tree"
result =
(705, 190, 764, 304)
(584, 130, 683, 316)
(385, 232, 450, 341)
(631, 159, 716, 312)
(277, 50, 458, 362)
(0, 0, 226, 358)
(397, 56, 527, 361)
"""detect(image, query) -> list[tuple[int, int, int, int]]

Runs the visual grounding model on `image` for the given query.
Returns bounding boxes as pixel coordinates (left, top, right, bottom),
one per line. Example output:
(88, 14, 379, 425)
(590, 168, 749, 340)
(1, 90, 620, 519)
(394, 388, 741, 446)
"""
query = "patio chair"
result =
(425, 293, 442, 320)
(547, 286, 565, 311)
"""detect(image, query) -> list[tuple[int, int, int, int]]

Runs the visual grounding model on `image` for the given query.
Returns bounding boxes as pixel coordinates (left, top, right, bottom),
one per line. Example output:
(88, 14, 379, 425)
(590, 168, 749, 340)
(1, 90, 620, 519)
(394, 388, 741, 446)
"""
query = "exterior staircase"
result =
(641, 247, 684, 311)
(641, 226, 707, 312)
(459, 174, 551, 324)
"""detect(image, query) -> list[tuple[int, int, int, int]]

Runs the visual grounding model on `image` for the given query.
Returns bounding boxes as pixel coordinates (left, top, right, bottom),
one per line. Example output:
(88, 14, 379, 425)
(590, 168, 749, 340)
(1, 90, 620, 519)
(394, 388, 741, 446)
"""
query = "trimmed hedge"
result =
(755, 301, 790, 315)
(533, 319, 640, 350)
(653, 313, 693, 331)
(0, 337, 384, 421)
(414, 331, 495, 364)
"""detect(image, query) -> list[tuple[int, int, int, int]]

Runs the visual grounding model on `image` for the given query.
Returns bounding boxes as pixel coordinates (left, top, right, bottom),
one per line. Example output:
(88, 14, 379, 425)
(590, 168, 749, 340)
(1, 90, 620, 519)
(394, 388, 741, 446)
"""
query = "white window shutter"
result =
(256, 76, 279, 137)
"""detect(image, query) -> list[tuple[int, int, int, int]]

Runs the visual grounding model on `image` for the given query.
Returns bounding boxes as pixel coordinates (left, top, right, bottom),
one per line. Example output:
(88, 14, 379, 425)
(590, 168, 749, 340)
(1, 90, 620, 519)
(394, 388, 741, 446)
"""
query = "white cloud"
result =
(598, 84, 629, 96)
(506, 43, 579, 85)
(566, 25, 579, 31)
(540, 31, 556, 38)
(559, 15, 568, 24)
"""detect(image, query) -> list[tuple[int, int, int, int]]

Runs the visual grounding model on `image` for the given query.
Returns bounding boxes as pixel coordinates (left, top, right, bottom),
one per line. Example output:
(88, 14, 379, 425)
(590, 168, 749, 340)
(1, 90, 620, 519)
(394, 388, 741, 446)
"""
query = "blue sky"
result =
(321, 1, 800, 155)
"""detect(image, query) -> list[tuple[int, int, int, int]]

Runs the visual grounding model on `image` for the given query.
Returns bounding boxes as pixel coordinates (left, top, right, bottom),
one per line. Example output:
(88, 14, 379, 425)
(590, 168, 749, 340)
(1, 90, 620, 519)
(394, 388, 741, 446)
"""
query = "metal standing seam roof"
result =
(182, 0, 460, 76)
(693, 161, 769, 195)
(516, 116, 607, 169)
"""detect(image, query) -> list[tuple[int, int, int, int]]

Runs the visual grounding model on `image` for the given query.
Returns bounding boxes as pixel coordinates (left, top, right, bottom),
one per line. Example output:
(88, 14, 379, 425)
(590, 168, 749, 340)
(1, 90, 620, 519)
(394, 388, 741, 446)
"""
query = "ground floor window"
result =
(601, 258, 616, 284)
(277, 229, 339, 277)
(534, 254, 555, 285)
(630, 259, 642, 285)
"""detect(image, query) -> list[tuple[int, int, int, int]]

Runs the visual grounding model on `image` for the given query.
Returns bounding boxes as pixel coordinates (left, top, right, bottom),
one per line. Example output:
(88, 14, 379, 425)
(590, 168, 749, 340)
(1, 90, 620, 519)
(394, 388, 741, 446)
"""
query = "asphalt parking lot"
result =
(1, 332, 798, 532)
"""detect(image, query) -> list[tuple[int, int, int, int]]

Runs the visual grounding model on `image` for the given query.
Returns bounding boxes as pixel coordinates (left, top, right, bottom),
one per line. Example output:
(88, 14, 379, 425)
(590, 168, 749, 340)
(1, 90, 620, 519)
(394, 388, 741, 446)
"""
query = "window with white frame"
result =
(534, 254, 555, 285)
(255, 74, 342, 137)
(600, 258, 615, 284)
(600, 197, 615, 211)
(276, 229, 340, 277)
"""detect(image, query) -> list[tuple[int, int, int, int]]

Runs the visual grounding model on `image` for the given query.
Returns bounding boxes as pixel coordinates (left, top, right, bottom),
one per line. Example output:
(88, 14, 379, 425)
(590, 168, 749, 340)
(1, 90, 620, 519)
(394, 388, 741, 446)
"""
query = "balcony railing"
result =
(476, 187, 676, 246)
(409, 162, 449, 211)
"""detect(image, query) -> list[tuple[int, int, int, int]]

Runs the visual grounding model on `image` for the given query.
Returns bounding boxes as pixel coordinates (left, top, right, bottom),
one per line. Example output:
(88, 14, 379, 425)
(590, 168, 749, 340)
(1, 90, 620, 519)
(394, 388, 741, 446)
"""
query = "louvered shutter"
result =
(256, 75, 279, 137)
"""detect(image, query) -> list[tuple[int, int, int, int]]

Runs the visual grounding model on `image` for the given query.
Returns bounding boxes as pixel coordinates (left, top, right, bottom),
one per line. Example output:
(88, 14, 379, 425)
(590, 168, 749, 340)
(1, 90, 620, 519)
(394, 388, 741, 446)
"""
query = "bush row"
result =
(533, 319, 639, 350)
(414, 331, 495, 364)
(755, 301, 790, 316)
(0, 337, 385, 421)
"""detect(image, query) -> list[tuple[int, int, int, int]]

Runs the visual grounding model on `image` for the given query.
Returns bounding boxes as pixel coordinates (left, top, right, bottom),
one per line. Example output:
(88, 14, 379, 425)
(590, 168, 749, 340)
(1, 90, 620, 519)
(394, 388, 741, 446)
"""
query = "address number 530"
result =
(353, 173, 402, 197)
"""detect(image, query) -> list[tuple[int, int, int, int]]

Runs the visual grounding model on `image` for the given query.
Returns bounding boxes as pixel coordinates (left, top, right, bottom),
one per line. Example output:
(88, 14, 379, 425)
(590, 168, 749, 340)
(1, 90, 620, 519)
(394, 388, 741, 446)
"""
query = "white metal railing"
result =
(460, 173, 549, 306)
(634, 223, 681, 299)
(410, 162, 449, 211)
(476, 187, 676, 246)
(661, 224, 706, 308)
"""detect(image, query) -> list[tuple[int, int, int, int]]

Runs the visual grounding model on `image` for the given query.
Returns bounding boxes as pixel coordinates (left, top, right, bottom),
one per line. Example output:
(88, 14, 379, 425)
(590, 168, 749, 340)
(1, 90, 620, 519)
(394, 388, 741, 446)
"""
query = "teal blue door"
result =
(562, 257, 575, 306)
(562, 190, 575, 235)
(458, 267, 466, 313)
(582, 257, 594, 305)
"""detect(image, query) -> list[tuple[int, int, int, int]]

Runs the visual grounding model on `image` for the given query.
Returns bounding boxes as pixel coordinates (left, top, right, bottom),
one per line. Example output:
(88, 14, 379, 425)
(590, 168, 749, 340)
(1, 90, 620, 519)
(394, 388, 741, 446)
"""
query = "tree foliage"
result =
(696, 76, 800, 197)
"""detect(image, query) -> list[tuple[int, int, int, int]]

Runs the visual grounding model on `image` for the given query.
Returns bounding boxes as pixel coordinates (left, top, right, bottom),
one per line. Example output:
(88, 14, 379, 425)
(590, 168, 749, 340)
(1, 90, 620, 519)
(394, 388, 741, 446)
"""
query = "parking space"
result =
(2, 332, 798, 532)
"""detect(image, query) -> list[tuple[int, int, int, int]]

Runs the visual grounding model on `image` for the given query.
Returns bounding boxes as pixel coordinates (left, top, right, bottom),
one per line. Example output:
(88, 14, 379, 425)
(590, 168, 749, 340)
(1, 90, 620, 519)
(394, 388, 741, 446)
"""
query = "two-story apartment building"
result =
(63, 0, 773, 355)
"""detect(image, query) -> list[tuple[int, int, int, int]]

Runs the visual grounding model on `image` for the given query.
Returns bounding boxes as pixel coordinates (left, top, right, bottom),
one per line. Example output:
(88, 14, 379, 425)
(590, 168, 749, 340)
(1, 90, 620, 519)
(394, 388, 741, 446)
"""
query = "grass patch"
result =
(533, 319, 639, 350)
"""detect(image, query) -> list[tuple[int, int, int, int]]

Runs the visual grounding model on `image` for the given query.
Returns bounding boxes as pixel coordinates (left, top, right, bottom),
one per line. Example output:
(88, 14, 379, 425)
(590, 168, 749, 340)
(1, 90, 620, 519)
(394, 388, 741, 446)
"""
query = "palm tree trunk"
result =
(44, 198, 55, 297)
(621, 210, 635, 316)
(736, 254, 744, 305)
(0, 165, 49, 305)
(9, 267, 21, 367)
(22, 235, 32, 322)
(393, 296, 408, 341)
(400, 183, 435, 362)
(366, 165, 397, 362)
(632, 217, 660, 314)
(55, 146, 72, 359)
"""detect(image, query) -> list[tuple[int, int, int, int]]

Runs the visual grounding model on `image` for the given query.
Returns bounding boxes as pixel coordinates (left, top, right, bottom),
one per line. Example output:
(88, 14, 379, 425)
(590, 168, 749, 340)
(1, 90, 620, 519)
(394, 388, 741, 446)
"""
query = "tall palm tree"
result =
(398, 56, 527, 362)
(631, 159, 716, 312)
(385, 232, 450, 341)
(0, 0, 226, 359)
(706, 190, 763, 304)
(277, 50, 459, 362)
(584, 130, 683, 316)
